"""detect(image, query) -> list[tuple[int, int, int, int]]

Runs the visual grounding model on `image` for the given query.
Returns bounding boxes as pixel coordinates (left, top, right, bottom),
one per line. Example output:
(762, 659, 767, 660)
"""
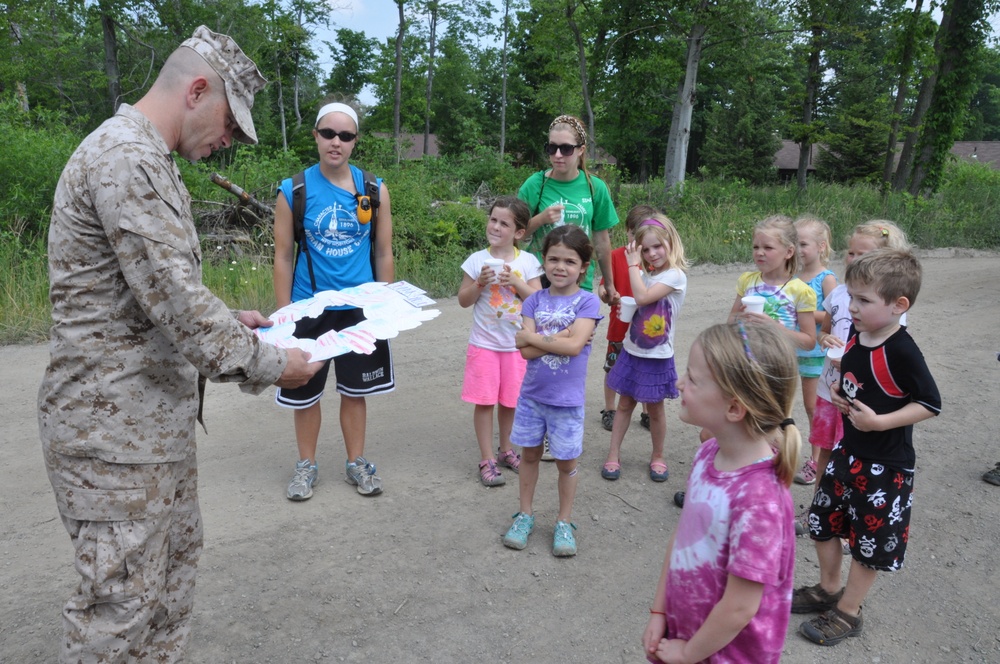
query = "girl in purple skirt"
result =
(602, 214, 688, 482)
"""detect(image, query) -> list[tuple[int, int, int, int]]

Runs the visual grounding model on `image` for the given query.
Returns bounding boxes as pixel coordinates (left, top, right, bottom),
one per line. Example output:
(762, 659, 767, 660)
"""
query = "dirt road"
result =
(2, 251, 998, 663)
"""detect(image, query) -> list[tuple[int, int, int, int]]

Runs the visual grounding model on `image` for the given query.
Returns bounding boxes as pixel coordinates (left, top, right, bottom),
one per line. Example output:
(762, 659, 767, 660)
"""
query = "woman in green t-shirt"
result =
(517, 114, 619, 297)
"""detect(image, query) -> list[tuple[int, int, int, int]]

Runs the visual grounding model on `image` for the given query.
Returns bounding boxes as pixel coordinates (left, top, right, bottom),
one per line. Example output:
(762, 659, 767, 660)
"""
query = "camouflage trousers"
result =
(44, 446, 203, 663)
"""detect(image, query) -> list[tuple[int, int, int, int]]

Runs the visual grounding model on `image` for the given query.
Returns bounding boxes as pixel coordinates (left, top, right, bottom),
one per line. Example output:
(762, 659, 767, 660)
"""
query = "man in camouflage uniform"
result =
(38, 26, 320, 662)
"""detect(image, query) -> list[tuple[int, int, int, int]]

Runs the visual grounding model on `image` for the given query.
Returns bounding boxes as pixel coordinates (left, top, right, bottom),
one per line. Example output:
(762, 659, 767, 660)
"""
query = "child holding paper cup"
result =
(728, 215, 816, 353)
(601, 214, 689, 483)
(597, 205, 657, 433)
(458, 196, 543, 486)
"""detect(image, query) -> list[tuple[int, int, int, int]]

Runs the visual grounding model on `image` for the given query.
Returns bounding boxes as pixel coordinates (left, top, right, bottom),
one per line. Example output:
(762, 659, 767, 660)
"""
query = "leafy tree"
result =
(962, 44, 1000, 140)
(506, 0, 584, 166)
(325, 28, 378, 97)
(590, 0, 679, 181)
(814, 2, 898, 184)
(904, 0, 998, 194)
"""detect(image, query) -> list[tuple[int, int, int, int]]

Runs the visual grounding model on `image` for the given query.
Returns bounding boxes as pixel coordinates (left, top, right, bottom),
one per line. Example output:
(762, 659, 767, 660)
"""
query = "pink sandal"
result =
(498, 448, 521, 473)
(479, 459, 506, 487)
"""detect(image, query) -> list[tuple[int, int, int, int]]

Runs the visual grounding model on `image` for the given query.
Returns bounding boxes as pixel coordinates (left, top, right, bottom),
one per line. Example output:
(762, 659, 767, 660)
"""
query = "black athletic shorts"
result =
(274, 308, 394, 408)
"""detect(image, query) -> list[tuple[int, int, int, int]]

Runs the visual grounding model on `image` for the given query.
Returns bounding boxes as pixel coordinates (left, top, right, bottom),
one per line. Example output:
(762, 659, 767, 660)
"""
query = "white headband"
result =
(315, 103, 358, 129)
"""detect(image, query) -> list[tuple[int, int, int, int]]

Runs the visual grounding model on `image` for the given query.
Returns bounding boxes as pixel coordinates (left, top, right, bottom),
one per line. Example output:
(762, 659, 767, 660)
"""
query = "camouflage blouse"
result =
(39, 104, 285, 463)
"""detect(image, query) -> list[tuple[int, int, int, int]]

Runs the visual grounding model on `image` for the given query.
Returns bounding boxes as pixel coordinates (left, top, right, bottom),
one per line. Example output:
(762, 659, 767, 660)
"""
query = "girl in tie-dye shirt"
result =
(643, 322, 799, 663)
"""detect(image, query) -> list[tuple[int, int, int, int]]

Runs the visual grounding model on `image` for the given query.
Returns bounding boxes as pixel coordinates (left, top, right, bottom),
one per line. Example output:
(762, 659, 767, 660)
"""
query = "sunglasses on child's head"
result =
(316, 128, 358, 142)
(544, 142, 582, 156)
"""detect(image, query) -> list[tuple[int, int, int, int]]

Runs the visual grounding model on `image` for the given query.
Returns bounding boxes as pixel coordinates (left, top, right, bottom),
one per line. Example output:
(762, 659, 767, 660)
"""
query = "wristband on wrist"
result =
(629, 263, 641, 268)
(649, 608, 666, 615)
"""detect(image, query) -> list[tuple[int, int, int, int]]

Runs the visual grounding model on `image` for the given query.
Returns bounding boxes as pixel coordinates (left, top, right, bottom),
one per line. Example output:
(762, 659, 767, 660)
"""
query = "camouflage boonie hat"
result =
(181, 25, 267, 145)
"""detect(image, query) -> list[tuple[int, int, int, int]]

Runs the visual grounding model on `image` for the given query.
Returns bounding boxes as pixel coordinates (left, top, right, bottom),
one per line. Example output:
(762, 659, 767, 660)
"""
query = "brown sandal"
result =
(799, 606, 863, 645)
(791, 583, 844, 614)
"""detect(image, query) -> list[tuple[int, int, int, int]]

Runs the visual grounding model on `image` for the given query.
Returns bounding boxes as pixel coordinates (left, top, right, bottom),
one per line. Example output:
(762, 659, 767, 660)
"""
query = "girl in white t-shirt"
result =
(458, 196, 543, 486)
(602, 214, 688, 483)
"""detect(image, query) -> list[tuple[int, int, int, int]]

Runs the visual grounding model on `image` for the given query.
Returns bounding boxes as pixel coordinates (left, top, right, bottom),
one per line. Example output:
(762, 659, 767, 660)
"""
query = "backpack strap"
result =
(290, 170, 317, 292)
(358, 170, 381, 278)
(533, 169, 548, 216)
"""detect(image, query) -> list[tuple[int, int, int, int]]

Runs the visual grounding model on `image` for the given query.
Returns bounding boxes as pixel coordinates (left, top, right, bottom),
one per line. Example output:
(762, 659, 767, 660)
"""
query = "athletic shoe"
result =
(502, 512, 535, 550)
(600, 409, 616, 431)
(795, 458, 818, 485)
(540, 436, 554, 461)
(345, 456, 383, 496)
(552, 521, 578, 557)
(286, 459, 317, 501)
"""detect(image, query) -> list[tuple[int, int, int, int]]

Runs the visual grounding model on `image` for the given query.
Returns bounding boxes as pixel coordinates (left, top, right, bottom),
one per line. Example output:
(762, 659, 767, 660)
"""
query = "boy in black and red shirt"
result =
(792, 249, 941, 646)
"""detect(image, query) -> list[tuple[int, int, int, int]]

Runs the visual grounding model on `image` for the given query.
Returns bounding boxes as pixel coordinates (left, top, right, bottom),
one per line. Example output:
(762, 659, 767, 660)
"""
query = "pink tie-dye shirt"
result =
(658, 438, 795, 663)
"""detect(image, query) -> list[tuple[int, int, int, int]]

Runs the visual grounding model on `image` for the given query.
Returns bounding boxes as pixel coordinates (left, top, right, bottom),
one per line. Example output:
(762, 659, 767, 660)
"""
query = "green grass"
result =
(0, 230, 51, 344)
(4, 159, 999, 345)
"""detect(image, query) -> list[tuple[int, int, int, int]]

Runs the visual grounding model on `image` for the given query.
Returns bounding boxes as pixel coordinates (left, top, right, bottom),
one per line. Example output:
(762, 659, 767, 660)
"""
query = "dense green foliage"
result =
(3, 0, 1000, 344)
(4, 0, 1000, 190)
(3, 97, 998, 344)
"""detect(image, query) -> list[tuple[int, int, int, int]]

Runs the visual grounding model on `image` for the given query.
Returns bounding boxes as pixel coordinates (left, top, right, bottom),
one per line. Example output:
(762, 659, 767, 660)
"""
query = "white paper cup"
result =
(826, 345, 845, 360)
(483, 258, 505, 283)
(618, 296, 637, 322)
(741, 295, 765, 314)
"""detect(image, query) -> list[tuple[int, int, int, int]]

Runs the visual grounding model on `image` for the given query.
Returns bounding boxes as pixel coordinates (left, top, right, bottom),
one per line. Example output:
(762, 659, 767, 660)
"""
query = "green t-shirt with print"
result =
(517, 170, 618, 292)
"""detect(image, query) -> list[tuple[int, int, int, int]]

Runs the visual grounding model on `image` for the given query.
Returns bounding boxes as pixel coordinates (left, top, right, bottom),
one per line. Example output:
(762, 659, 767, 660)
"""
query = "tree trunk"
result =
(394, 0, 406, 164)
(99, 3, 122, 113)
(566, 2, 595, 160)
(423, 2, 438, 157)
(907, 0, 986, 196)
(293, 6, 303, 130)
(276, 64, 288, 151)
(893, 1, 955, 191)
(9, 20, 28, 112)
(882, 0, 924, 188)
(663, 21, 707, 192)
(797, 22, 822, 191)
(499, 0, 510, 158)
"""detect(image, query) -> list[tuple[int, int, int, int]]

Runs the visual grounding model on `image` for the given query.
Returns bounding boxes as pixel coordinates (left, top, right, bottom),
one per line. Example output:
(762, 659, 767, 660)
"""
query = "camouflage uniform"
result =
(38, 102, 284, 662)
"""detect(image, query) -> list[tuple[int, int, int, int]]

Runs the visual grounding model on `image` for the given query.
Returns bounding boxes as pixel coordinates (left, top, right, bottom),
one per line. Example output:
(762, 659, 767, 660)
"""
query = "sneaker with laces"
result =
(345, 456, 383, 496)
(600, 409, 616, 431)
(479, 459, 506, 487)
(502, 512, 535, 550)
(552, 520, 578, 557)
(540, 436, 554, 461)
(795, 458, 818, 485)
(287, 459, 318, 501)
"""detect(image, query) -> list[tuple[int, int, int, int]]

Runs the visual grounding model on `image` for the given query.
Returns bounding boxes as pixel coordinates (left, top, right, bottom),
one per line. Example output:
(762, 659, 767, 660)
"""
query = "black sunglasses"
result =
(316, 128, 358, 142)
(544, 142, 582, 156)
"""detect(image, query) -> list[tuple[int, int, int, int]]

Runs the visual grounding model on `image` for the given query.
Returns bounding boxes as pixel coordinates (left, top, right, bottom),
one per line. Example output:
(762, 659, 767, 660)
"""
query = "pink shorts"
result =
(461, 345, 526, 409)
(809, 397, 843, 451)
